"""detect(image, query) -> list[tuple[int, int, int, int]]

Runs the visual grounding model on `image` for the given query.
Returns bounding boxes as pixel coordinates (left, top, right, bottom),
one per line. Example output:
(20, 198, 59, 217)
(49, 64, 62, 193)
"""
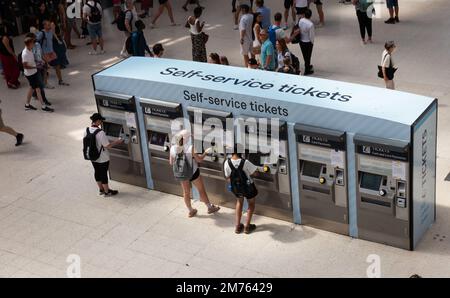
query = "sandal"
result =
(244, 224, 257, 234)
(58, 80, 70, 86)
(235, 223, 244, 234)
(207, 205, 220, 214)
(188, 209, 198, 218)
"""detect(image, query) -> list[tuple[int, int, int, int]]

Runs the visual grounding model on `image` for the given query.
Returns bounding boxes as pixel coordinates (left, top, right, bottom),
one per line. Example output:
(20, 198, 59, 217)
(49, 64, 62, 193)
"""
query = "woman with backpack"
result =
(169, 130, 220, 218)
(0, 25, 20, 89)
(224, 149, 258, 234)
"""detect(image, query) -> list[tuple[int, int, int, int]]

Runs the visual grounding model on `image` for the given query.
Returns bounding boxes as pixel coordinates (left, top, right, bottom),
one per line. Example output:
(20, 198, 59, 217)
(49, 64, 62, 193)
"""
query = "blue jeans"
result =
(87, 23, 103, 40)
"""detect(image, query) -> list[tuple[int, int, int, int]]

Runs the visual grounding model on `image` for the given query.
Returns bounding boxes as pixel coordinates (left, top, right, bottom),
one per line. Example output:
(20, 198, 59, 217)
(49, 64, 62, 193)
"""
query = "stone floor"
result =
(0, 0, 449, 277)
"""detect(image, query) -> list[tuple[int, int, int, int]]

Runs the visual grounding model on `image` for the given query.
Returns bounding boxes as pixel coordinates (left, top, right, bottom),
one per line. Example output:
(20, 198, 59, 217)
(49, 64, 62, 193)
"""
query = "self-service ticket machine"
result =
(95, 91, 146, 188)
(354, 135, 411, 250)
(141, 98, 184, 196)
(294, 125, 349, 235)
(236, 116, 292, 222)
(187, 107, 236, 207)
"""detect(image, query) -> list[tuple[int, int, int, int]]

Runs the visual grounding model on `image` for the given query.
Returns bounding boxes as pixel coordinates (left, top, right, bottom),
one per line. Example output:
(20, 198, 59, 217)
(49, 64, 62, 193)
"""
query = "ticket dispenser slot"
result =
(294, 124, 348, 235)
(186, 107, 236, 207)
(141, 98, 183, 196)
(94, 90, 146, 188)
(235, 116, 292, 222)
(355, 134, 411, 250)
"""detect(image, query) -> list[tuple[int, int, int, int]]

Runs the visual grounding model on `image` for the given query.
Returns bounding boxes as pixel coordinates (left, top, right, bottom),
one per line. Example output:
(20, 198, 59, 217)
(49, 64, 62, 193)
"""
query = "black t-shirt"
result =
(0, 35, 14, 56)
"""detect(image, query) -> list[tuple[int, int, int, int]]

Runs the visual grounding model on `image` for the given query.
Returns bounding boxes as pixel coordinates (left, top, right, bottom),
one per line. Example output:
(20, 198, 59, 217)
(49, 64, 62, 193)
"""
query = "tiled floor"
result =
(1, 0, 450, 277)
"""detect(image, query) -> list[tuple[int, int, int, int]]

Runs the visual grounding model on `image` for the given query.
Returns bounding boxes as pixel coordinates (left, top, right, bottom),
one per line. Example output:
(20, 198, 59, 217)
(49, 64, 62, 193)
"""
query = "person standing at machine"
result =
(170, 130, 220, 218)
(84, 113, 124, 197)
(224, 149, 258, 234)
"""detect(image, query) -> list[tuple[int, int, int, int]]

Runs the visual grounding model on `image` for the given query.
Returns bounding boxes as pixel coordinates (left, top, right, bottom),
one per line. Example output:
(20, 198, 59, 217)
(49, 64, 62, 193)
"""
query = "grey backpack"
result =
(173, 152, 193, 181)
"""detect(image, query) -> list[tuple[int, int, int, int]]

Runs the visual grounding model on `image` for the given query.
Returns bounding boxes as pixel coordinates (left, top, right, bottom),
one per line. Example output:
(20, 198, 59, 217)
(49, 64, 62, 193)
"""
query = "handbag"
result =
(377, 53, 397, 80)
(43, 52, 57, 63)
(201, 32, 209, 44)
(290, 24, 301, 44)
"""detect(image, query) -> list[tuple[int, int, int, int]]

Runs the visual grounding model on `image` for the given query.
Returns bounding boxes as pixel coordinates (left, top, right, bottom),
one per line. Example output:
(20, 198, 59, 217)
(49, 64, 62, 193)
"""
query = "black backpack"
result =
(83, 128, 103, 161)
(290, 52, 301, 75)
(125, 35, 134, 55)
(173, 152, 193, 181)
(17, 52, 24, 73)
(86, 1, 102, 23)
(228, 159, 258, 199)
(117, 9, 132, 31)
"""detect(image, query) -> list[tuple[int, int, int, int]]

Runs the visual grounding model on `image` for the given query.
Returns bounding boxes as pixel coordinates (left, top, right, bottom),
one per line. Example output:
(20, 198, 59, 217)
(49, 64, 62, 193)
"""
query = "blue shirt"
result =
(36, 30, 54, 54)
(257, 6, 271, 30)
(260, 39, 276, 71)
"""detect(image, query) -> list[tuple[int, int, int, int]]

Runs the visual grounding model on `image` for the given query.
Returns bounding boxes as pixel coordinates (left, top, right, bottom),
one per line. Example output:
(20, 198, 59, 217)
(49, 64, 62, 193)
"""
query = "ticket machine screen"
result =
(149, 131, 168, 147)
(302, 161, 323, 178)
(360, 172, 383, 191)
(103, 122, 122, 138)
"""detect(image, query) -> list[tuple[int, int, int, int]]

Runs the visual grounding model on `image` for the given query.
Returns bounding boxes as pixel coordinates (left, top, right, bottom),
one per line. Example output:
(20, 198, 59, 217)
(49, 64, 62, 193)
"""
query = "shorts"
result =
(386, 0, 398, 9)
(240, 39, 253, 55)
(25, 72, 40, 89)
(159, 0, 168, 5)
(112, 0, 122, 6)
(314, 0, 322, 5)
(87, 23, 103, 40)
(92, 161, 110, 184)
(190, 169, 200, 182)
(284, 0, 293, 9)
(0, 109, 4, 129)
(295, 6, 308, 15)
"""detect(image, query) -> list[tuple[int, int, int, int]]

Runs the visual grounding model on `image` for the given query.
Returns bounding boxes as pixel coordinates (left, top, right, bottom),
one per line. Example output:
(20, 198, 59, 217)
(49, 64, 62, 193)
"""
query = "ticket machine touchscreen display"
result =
(103, 123, 122, 138)
(360, 172, 383, 191)
(149, 131, 168, 147)
(302, 161, 323, 178)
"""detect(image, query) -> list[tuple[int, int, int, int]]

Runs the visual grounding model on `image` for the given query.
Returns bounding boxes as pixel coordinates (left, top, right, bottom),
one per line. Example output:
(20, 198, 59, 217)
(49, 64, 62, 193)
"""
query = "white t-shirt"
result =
(170, 144, 198, 173)
(381, 49, 394, 68)
(223, 158, 258, 183)
(84, 127, 110, 163)
(299, 18, 315, 43)
(296, 0, 308, 8)
(21, 48, 37, 76)
(239, 13, 254, 43)
(83, 1, 103, 24)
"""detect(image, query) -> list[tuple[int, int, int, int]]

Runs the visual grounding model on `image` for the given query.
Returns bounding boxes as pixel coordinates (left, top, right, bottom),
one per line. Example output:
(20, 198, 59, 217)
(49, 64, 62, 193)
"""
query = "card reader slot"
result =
(303, 184, 330, 195)
(361, 197, 391, 208)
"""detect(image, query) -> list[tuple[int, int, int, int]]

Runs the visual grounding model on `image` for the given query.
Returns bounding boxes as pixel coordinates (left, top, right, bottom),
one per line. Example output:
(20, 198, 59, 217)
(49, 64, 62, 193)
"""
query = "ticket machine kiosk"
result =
(295, 125, 349, 235)
(95, 91, 146, 188)
(141, 98, 184, 196)
(236, 116, 292, 222)
(354, 135, 411, 250)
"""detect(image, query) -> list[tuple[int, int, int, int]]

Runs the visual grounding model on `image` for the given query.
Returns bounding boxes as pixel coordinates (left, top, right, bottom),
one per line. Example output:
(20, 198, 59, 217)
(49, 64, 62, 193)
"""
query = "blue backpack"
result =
(268, 25, 280, 48)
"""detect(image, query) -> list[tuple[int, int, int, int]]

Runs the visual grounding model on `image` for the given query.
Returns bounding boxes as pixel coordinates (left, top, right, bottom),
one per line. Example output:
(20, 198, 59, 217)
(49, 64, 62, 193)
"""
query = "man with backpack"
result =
(224, 149, 258, 234)
(83, 0, 105, 55)
(129, 20, 152, 57)
(83, 113, 124, 196)
(119, 0, 139, 58)
(268, 12, 289, 48)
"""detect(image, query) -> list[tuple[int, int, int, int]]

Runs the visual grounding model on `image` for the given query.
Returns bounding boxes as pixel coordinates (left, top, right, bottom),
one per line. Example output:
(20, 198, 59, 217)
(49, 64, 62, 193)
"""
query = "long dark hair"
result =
(252, 12, 261, 41)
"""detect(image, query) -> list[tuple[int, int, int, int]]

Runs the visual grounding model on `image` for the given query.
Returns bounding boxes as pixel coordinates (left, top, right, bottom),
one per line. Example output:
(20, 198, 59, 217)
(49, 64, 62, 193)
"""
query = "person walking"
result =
(309, 0, 324, 27)
(21, 35, 54, 112)
(352, 0, 373, 45)
(295, 0, 308, 19)
(284, 0, 296, 29)
(268, 12, 288, 48)
(234, 0, 253, 30)
(380, 41, 397, 89)
(385, 0, 399, 24)
(298, 8, 315, 75)
(255, 0, 271, 30)
(182, 0, 201, 12)
(36, 20, 70, 86)
(239, 4, 254, 68)
(224, 149, 258, 234)
(131, 20, 152, 57)
(120, 0, 138, 58)
(64, 0, 82, 45)
(0, 99, 24, 146)
(151, 0, 177, 28)
(140, 0, 153, 18)
(83, 0, 105, 55)
(84, 113, 123, 196)
(170, 130, 220, 218)
(112, 0, 123, 24)
(260, 29, 276, 71)
(0, 25, 20, 89)
(186, 6, 207, 62)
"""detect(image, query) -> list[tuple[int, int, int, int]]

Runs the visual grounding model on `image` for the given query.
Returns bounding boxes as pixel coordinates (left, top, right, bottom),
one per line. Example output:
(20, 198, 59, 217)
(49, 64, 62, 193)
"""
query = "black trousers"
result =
(92, 161, 110, 184)
(356, 10, 372, 40)
(299, 41, 314, 73)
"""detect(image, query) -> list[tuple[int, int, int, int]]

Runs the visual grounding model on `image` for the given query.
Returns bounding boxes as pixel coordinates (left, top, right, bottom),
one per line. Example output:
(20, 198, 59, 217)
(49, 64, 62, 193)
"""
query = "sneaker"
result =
(385, 18, 395, 24)
(88, 51, 98, 55)
(25, 104, 37, 110)
(42, 106, 54, 112)
(98, 50, 106, 55)
(395, 16, 400, 23)
(58, 80, 70, 86)
(170, 23, 178, 26)
(99, 189, 105, 195)
(44, 99, 52, 106)
(45, 84, 55, 89)
(207, 205, 220, 214)
(244, 224, 257, 234)
(104, 189, 119, 196)
(15, 133, 24, 146)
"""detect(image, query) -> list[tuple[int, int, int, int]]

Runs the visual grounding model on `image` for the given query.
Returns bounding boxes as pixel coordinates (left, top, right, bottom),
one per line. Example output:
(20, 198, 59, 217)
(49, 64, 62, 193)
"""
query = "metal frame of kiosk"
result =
(95, 91, 147, 188)
(294, 124, 349, 235)
(187, 106, 236, 207)
(141, 98, 184, 196)
(236, 116, 292, 222)
(354, 135, 411, 250)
